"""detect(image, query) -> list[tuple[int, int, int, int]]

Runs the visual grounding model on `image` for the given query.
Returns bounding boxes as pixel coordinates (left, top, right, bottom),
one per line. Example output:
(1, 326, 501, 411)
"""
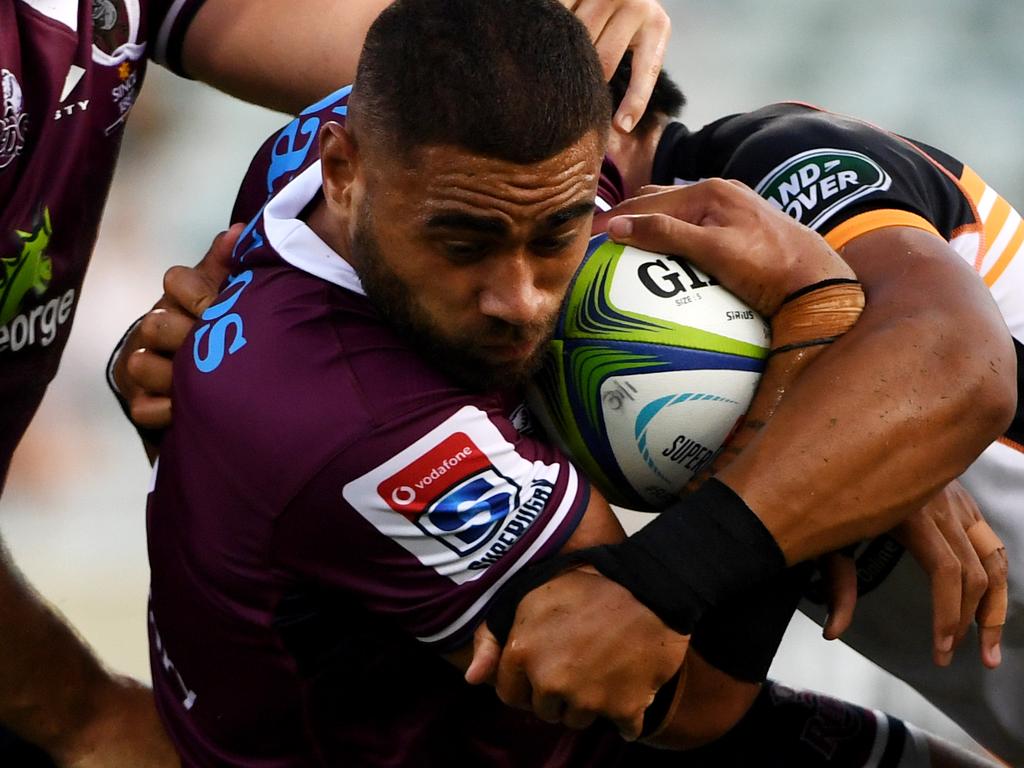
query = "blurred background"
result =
(4, 0, 1023, 755)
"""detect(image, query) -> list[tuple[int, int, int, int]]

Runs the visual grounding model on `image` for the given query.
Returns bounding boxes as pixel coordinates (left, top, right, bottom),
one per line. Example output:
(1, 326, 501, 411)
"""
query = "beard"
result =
(351, 208, 556, 393)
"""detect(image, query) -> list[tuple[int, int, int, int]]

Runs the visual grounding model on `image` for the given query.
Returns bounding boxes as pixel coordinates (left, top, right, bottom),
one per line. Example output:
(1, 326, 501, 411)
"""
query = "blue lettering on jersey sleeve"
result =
(267, 117, 320, 194)
(234, 86, 352, 264)
(299, 84, 352, 118)
(193, 271, 254, 374)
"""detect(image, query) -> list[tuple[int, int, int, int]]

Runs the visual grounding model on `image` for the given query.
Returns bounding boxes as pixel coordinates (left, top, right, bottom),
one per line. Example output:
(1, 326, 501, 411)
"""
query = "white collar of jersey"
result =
(262, 160, 367, 296)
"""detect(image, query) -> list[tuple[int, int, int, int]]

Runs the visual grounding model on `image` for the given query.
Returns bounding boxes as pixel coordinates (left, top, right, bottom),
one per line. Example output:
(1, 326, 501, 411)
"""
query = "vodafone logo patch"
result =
(344, 405, 574, 585)
(378, 433, 490, 519)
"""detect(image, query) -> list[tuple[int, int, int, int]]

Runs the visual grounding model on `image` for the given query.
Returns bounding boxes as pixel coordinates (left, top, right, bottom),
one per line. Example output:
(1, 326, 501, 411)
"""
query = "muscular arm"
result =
(180, 0, 391, 114)
(179, 0, 670, 119)
(0, 545, 175, 766)
(721, 226, 1016, 564)
(472, 184, 1015, 746)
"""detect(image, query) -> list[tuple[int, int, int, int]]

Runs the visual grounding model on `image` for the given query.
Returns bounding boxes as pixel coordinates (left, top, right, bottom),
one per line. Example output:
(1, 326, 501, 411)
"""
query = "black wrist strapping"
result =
(486, 479, 786, 645)
(691, 562, 813, 683)
(572, 479, 786, 635)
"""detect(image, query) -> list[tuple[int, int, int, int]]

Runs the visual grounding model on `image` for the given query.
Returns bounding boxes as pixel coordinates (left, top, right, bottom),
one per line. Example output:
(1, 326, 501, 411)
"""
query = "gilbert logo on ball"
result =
(528, 235, 769, 510)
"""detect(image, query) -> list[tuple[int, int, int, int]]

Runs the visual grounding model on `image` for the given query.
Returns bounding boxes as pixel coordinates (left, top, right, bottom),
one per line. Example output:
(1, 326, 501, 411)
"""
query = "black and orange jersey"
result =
(650, 102, 1024, 450)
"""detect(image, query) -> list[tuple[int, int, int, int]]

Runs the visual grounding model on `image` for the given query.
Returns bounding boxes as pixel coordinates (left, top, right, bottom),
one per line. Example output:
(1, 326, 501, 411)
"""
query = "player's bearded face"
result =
(353, 203, 557, 392)
(342, 132, 603, 392)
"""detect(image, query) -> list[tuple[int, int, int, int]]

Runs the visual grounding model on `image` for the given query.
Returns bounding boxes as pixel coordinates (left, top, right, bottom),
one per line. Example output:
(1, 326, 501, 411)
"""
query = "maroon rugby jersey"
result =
(0, 0, 205, 483)
(146, 87, 662, 767)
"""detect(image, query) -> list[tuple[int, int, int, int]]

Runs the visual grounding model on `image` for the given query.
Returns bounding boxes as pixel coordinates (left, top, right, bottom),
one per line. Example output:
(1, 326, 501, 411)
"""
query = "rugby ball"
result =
(527, 235, 770, 511)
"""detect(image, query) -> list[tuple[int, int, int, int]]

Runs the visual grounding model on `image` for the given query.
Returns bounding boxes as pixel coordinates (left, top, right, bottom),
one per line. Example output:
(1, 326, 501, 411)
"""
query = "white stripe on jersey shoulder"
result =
(949, 231, 981, 266)
(982, 208, 1022, 275)
(863, 709, 888, 767)
(416, 466, 581, 646)
(19, 0, 77, 31)
(153, 0, 191, 65)
(262, 160, 366, 296)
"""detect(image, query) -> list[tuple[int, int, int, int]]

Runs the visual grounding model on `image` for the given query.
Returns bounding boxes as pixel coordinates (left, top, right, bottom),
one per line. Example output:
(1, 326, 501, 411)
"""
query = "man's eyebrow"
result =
(425, 212, 508, 235)
(543, 201, 597, 229)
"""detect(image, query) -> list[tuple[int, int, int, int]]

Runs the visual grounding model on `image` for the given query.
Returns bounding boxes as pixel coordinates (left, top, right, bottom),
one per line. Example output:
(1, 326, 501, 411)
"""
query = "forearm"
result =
(181, 0, 393, 114)
(0, 540, 107, 758)
(720, 228, 1016, 564)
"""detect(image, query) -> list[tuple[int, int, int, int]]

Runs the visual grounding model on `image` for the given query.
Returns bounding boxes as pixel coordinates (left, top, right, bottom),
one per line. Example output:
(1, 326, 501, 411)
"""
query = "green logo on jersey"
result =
(754, 149, 891, 230)
(0, 208, 53, 325)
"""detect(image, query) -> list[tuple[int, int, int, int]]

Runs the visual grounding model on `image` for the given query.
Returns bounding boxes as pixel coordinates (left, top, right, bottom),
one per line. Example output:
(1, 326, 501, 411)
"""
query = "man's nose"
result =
(478, 254, 547, 326)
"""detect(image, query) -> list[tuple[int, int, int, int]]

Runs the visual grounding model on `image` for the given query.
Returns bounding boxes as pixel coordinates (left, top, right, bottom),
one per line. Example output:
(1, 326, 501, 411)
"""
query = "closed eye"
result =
(442, 240, 491, 263)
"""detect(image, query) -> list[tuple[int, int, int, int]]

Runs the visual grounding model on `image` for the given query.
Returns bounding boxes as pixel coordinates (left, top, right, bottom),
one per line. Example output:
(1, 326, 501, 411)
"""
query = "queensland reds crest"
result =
(0, 70, 26, 169)
(377, 433, 519, 556)
(92, 0, 133, 55)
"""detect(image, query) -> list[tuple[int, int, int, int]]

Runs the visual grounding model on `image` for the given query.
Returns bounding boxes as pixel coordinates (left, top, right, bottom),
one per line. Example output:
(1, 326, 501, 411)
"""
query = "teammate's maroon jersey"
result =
(145, 87, 660, 767)
(0, 0, 204, 483)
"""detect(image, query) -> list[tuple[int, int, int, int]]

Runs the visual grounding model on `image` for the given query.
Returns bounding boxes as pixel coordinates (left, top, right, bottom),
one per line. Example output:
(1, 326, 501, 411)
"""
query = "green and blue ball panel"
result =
(528, 235, 770, 510)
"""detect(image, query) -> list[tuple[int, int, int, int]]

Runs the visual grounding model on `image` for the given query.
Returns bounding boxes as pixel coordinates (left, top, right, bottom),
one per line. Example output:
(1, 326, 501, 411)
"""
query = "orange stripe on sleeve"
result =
(983, 197, 1012, 244)
(824, 210, 941, 252)
(998, 435, 1024, 454)
(959, 165, 987, 204)
(984, 221, 1024, 287)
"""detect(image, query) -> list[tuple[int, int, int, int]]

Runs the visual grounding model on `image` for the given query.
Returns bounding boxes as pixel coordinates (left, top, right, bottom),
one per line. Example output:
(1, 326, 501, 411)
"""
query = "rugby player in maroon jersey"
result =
(117, 1, 1009, 765)
(0, 0, 671, 765)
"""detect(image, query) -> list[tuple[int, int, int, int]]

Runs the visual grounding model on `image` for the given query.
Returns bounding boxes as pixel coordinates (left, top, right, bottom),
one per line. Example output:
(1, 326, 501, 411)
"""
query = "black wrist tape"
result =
(486, 479, 787, 647)
(572, 479, 786, 636)
(690, 562, 813, 682)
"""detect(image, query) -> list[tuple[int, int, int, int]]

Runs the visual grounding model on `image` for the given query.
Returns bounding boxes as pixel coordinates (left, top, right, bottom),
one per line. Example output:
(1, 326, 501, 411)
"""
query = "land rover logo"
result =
(754, 149, 891, 230)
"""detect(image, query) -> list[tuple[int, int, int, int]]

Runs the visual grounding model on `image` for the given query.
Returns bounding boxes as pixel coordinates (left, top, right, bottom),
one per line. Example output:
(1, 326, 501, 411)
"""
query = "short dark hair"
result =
(351, 0, 611, 163)
(608, 51, 686, 133)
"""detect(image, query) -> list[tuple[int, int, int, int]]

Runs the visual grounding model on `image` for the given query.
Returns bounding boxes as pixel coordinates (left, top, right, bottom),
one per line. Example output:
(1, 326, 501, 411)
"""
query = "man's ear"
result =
(320, 121, 361, 214)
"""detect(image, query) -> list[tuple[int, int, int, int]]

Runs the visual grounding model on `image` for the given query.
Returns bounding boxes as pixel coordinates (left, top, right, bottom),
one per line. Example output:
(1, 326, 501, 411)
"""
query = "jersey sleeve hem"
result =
(824, 209, 941, 252)
(151, 0, 208, 77)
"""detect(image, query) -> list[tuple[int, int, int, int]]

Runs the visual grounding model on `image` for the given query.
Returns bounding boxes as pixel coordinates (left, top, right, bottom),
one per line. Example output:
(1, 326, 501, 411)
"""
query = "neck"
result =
(305, 195, 355, 266)
(605, 115, 671, 198)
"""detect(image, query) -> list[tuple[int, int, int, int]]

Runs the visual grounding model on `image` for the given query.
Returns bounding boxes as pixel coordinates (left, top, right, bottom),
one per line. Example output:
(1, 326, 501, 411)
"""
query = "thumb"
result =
(160, 223, 246, 318)
(196, 222, 245, 281)
(464, 623, 502, 686)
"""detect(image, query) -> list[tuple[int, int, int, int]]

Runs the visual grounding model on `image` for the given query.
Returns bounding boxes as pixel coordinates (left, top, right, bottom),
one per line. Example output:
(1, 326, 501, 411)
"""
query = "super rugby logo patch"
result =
(377, 432, 518, 552)
(344, 406, 566, 585)
(755, 149, 891, 230)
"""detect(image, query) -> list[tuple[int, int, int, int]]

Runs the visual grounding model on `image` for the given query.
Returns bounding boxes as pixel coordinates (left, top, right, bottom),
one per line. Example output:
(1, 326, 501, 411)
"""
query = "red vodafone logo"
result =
(378, 432, 491, 520)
